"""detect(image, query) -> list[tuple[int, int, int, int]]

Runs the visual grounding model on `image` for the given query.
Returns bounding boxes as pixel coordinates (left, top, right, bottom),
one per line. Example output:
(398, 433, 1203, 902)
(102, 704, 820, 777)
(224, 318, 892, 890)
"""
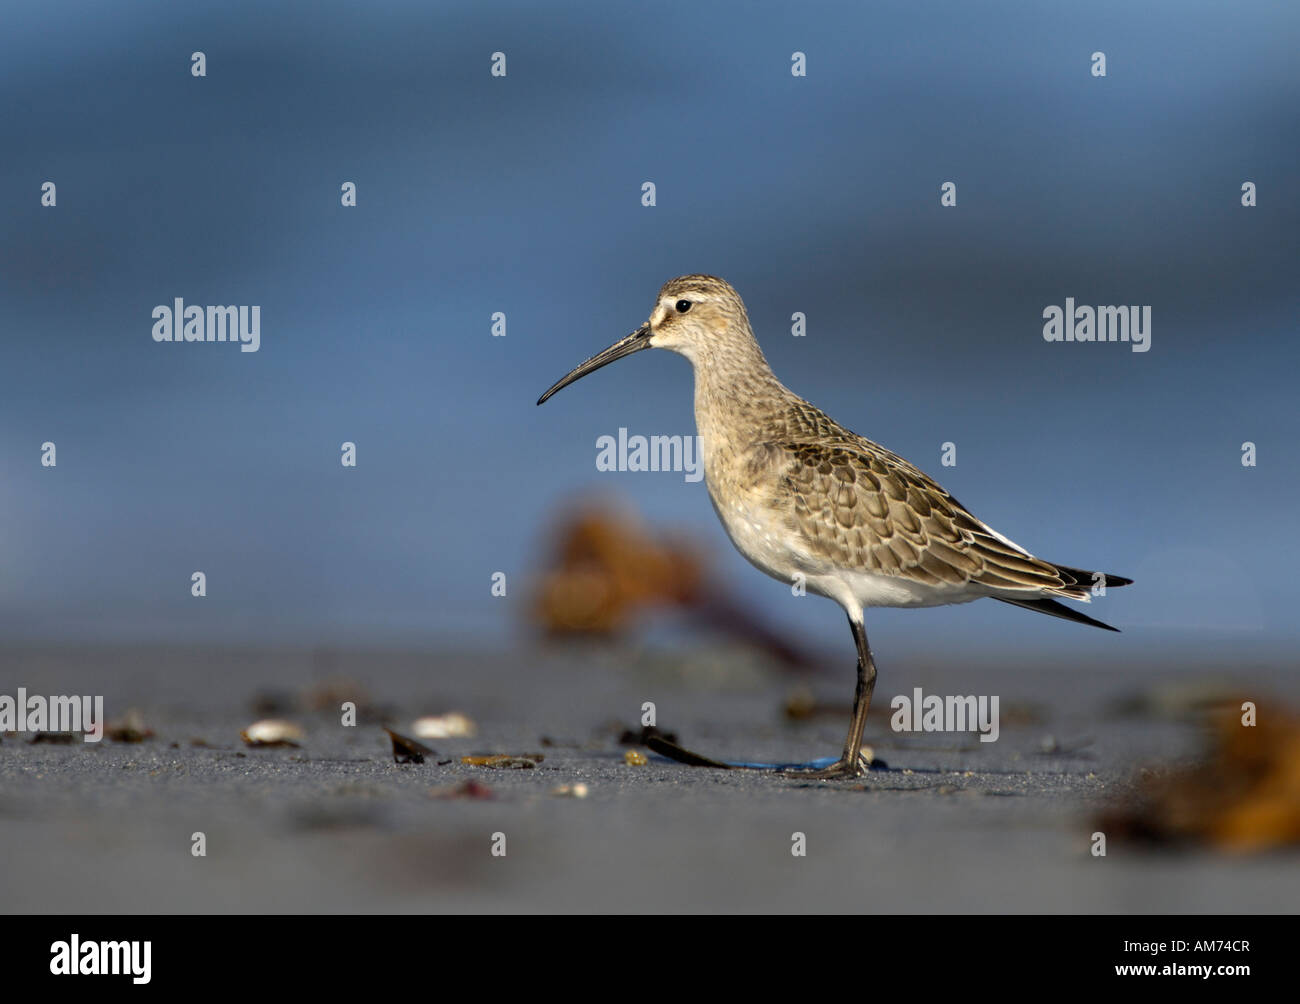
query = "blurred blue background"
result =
(1, 0, 1296, 662)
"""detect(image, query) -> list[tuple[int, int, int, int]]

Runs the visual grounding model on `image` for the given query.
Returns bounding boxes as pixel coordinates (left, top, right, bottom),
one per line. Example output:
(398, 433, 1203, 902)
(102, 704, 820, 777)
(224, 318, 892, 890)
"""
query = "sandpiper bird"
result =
(538, 276, 1131, 778)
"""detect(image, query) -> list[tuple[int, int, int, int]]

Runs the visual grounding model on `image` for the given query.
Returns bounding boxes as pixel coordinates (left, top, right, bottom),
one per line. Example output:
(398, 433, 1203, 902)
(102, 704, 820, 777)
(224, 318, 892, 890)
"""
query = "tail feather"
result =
(996, 595, 1121, 632)
(1055, 564, 1133, 591)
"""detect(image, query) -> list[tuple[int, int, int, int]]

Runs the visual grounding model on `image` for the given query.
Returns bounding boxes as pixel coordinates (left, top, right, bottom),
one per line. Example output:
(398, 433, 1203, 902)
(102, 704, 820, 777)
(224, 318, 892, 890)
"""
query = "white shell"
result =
(241, 719, 305, 744)
(412, 712, 477, 739)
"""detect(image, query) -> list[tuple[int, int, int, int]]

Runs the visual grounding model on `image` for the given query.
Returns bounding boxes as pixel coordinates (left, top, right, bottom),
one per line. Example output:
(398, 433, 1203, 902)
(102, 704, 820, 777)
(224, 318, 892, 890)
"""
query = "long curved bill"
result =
(537, 324, 652, 405)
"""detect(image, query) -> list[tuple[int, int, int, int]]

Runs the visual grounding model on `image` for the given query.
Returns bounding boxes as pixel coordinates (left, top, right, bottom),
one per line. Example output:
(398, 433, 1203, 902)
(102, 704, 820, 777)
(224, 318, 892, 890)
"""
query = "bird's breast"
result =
(704, 467, 813, 585)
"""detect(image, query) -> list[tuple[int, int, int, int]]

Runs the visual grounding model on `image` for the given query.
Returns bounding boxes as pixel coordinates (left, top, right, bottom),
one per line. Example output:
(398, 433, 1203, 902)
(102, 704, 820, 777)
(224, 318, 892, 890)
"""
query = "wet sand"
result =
(1, 643, 1295, 913)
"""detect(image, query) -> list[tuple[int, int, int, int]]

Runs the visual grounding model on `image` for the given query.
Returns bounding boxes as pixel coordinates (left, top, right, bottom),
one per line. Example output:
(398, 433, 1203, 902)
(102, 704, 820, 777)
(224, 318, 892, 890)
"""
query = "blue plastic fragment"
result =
(723, 756, 842, 770)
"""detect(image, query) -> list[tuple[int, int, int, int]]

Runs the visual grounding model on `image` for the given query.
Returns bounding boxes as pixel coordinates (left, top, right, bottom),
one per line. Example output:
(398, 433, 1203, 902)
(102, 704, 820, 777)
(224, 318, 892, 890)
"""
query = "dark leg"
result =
(786, 614, 878, 779)
(841, 615, 877, 764)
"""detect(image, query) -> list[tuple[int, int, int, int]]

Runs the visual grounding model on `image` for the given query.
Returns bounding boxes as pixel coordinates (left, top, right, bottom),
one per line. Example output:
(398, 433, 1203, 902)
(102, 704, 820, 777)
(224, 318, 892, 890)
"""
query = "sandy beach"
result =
(2, 642, 1294, 913)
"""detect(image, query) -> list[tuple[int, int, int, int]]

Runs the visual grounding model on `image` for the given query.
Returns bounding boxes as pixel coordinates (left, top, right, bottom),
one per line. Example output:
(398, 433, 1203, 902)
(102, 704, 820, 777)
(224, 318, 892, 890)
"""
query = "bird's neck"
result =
(690, 341, 790, 454)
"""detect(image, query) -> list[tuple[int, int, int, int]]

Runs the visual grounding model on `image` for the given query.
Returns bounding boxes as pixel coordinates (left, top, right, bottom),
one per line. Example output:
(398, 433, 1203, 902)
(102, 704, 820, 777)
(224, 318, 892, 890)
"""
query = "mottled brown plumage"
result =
(756, 415, 1105, 599)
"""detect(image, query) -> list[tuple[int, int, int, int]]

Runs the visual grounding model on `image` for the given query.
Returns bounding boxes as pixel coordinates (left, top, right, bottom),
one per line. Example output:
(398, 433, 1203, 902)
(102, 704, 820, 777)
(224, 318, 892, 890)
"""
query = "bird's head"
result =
(537, 275, 754, 405)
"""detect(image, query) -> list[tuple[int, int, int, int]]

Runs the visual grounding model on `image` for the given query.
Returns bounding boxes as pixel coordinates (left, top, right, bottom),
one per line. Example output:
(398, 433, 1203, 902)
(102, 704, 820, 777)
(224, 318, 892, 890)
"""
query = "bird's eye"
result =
(675, 299, 692, 313)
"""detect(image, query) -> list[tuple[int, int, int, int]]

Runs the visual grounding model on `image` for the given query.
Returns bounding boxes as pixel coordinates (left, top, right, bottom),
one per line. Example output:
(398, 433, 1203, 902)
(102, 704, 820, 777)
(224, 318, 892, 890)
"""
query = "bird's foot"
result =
(781, 749, 879, 780)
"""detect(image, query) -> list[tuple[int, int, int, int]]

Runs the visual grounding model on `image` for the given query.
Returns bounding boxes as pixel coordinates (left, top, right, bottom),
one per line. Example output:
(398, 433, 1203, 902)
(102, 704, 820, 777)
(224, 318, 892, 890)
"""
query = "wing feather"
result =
(766, 424, 1093, 600)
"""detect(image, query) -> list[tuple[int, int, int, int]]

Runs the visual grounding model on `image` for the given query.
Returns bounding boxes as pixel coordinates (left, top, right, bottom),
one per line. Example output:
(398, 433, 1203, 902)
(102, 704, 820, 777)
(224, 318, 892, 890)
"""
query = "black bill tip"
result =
(536, 324, 652, 405)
